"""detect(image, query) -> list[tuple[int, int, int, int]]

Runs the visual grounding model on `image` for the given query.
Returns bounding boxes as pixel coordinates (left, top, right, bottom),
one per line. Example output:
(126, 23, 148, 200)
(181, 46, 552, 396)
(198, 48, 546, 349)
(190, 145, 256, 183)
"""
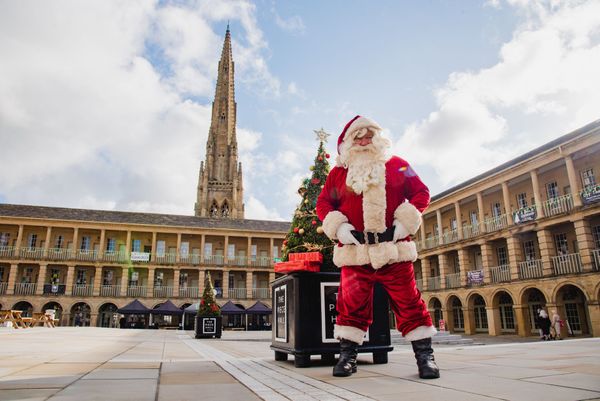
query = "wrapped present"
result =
(274, 260, 320, 274)
(288, 252, 323, 263)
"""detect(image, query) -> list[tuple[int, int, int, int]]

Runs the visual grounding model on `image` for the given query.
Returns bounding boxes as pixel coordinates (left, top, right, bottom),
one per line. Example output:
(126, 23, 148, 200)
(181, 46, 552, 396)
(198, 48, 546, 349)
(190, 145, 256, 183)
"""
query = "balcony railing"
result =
(0, 246, 17, 258)
(252, 288, 270, 299)
(228, 256, 247, 266)
(424, 236, 439, 250)
(442, 230, 459, 245)
(127, 285, 147, 298)
(14, 283, 36, 295)
(445, 273, 461, 288)
(552, 253, 582, 275)
(43, 284, 66, 295)
(47, 248, 72, 261)
(0, 282, 8, 294)
(204, 255, 224, 265)
(179, 286, 199, 298)
(72, 284, 93, 297)
(19, 247, 45, 260)
(490, 264, 511, 283)
(155, 253, 176, 264)
(542, 194, 573, 217)
(228, 287, 247, 299)
(75, 249, 98, 262)
(179, 255, 201, 265)
(427, 276, 441, 291)
(103, 251, 128, 263)
(462, 223, 480, 240)
(100, 285, 121, 297)
(154, 286, 173, 298)
(415, 278, 423, 291)
(484, 214, 508, 233)
(251, 256, 273, 268)
(593, 249, 600, 271)
(518, 259, 544, 279)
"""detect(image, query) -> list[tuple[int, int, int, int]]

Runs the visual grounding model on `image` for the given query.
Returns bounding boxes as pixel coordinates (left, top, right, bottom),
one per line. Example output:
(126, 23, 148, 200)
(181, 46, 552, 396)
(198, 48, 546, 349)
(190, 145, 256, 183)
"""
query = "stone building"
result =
(414, 119, 600, 337)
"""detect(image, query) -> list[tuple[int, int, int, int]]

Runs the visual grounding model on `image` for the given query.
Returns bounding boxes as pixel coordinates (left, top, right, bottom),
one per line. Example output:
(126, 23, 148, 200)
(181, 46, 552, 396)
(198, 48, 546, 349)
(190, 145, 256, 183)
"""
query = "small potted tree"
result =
(195, 272, 222, 339)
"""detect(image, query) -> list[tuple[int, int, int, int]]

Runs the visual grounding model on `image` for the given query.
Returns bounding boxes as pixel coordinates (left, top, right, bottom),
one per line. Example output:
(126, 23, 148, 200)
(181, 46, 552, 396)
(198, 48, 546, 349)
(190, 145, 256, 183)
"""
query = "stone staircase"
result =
(390, 330, 475, 346)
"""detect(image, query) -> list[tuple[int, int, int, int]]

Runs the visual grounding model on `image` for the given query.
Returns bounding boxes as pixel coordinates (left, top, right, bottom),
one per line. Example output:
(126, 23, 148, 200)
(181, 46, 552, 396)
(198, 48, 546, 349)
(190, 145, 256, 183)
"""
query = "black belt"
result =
(350, 226, 395, 244)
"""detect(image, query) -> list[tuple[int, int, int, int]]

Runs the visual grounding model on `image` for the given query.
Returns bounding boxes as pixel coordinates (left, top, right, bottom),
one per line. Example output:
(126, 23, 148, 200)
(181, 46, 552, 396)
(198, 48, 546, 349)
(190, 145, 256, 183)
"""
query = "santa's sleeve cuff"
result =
(393, 202, 422, 235)
(322, 211, 348, 240)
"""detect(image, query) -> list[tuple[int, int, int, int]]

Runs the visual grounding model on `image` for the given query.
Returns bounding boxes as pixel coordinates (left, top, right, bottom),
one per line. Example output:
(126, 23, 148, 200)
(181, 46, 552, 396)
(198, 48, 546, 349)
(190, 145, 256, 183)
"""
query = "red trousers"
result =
(336, 261, 432, 336)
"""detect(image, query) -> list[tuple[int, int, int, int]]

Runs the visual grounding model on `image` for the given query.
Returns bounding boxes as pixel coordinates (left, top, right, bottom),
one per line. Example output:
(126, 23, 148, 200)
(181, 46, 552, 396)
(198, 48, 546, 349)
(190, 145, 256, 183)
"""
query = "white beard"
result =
(345, 145, 387, 195)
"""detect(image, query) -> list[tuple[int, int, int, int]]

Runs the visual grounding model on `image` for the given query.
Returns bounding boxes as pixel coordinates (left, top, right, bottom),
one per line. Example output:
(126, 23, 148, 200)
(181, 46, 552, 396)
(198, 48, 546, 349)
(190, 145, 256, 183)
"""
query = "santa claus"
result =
(316, 115, 439, 379)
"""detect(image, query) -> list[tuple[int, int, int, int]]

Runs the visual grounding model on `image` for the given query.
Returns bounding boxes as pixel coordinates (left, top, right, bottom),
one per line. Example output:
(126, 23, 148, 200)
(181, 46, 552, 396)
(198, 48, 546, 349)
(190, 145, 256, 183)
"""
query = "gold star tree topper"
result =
(314, 127, 330, 142)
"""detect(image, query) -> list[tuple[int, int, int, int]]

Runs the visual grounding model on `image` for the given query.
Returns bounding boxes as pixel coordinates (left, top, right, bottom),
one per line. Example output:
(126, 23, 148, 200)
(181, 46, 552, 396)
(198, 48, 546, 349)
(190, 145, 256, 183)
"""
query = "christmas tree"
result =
(197, 272, 221, 317)
(281, 128, 335, 272)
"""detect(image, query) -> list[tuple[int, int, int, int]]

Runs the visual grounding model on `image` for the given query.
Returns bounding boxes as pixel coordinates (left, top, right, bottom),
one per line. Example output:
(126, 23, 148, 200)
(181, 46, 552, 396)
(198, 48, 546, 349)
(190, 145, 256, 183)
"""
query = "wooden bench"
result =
(29, 312, 56, 328)
(0, 310, 28, 329)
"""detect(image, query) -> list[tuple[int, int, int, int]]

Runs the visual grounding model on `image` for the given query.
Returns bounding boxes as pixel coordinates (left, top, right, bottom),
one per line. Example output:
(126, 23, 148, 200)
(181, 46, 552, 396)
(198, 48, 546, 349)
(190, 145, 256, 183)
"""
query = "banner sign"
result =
(581, 185, 600, 205)
(130, 252, 150, 262)
(202, 317, 216, 334)
(274, 284, 287, 342)
(513, 206, 537, 224)
(467, 270, 484, 285)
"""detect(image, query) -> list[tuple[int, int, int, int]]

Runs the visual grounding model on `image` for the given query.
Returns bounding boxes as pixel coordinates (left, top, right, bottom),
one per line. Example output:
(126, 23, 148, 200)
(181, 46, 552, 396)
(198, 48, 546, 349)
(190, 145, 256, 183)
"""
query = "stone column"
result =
(438, 253, 448, 289)
(480, 243, 494, 284)
(72, 227, 79, 256)
(420, 257, 430, 291)
(269, 238, 274, 260)
(65, 264, 75, 295)
(151, 232, 157, 262)
(513, 304, 529, 337)
(564, 155, 582, 207)
(269, 271, 276, 284)
(246, 271, 253, 299)
(200, 234, 206, 262)
(486, 306, 500, 336)
(90, 313, 99, 328)
(6, 264, 18, 295)
(588, 301, 600, 337)
(92, 266, 102, 296)
(15, 225, 24, 257)
(530, 170, 544, 218)
(223, 236, 229, 264)
(176, 233, 182, 263)
(463, 306, 475, 335)
(436, 209, 443, 245)
(43, 227, 52, 258)
(477, 192, 486, 234)
(147, 267, 155, 297)
(120, 266, 129, 297)
(536, 229, 555, 276)
(454, 202, 463, 240)
(173, 269, 180, 297)
(222, 269, 229, 298)
(573, 218, 596, 271)
(457, 248, 470, 286)
(247, 237, 252, 265)
(506, 236, 522, 280)
(35, 263, 48, 295)
(125, 231, 132, 254)
(198, 269, 206, 294)
(502, 181, 513, 225)
(98, 229, 105, 260)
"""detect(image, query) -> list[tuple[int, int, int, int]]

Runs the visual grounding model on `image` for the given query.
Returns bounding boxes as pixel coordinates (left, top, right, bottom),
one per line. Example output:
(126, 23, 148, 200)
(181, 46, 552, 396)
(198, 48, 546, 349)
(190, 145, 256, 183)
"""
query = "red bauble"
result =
(293, 227, 299, 233)
(318, 156, 323, 161)
(325, 153, 330, 158)
(311, 220, 317, 225)
(311, 178, 320, 185)
(283, 240, 288, 246)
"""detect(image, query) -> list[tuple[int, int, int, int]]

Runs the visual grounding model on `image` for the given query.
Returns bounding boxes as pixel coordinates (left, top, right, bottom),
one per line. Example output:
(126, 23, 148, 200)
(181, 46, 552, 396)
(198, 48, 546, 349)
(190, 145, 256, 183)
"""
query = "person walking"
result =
(538, 309, 551, 340)
(551, 309, 562, 340)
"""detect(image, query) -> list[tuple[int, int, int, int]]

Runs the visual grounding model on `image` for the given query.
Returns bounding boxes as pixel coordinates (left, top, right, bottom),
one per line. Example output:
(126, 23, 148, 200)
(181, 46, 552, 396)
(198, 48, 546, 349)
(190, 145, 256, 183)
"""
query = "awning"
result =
(220, 300, 245, 315)
(245, 301, 272, 315)
(117, 299, 150, 314)
(150, 300, 183, 315)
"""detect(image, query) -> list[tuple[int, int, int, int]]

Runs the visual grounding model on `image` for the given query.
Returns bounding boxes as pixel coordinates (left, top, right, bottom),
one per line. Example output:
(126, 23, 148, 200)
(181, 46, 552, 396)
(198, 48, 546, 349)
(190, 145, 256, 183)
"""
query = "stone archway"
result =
(521, 287, 547, 336)
(555, 284, 590, 336)
(12, 301, 33, 317)
(468, 293, 488, 333)
(492, 291, 516, 334)
(428, 297, 443, 329)
(98, 303, 119, 328)
(70, 302, 91, 327)
(447, 296, 464, 332)
(42, 301, 63, 325)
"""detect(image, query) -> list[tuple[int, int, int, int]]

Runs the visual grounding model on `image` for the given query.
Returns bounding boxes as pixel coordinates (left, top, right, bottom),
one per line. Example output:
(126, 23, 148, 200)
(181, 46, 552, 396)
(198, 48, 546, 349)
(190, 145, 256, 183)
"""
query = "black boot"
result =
(411, 338, 440, 379)
(332, 339, 358, 377)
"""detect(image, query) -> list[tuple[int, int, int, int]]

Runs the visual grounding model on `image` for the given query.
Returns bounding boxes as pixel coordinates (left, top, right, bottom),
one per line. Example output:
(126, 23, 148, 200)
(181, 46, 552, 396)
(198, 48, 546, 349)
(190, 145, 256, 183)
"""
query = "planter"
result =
(195, 315, 222, 338)
(270, 271, 392, 368)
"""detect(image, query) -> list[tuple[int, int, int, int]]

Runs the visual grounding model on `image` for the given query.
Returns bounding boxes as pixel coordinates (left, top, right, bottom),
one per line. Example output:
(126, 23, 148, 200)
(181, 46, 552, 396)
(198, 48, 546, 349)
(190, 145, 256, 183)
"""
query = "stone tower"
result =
(195, 26, 244, 218)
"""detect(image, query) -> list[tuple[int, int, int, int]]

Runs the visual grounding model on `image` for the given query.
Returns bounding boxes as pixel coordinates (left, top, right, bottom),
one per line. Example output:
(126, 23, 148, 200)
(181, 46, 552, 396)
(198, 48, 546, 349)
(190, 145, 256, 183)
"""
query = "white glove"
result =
(336, 223, 360, 245)
(393, 219, 410, 242)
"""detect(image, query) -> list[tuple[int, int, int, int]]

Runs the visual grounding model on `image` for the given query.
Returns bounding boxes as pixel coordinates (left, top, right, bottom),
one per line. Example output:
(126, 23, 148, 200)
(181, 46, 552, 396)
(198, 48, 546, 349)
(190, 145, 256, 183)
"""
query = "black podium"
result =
(270, 271, 393, 368)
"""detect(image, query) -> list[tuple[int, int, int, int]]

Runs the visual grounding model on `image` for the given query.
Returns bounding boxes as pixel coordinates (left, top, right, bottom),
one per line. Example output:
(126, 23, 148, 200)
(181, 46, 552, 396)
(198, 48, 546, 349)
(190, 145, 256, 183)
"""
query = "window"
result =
(492, 202, 502, 218)
(76, 269, 86, 285)
(592, 226, 600, 249)
(516, 193, 528, 209)
(452, 298, 464, 330)
(179, 272, 188, 287)
(227, 244, 235, 258)
(50, 269, 60, 284)
(106, 238, 116, 252)
(155, 271, 164, 286)
(102, 270, 113, 285)
(132, 239, 141, 253)
(273, 246, 279, 259)
(251, 244, 257, 261)
(55, 235, 64, 249)
(228, 272, 235, 289)
(497, 246, 508, 266)
(0, 232, 9, 247)
(156, 240, 165, 257)
(180, 242, 189, 258)
(0, 266, 4, 281)
(554, 233, 569, 256)
(204, 243, 212, 257)
(28, 234, 37, 248)
(80, 236, 90, 251)
(546, 181, 559, 199)
(499, 293, 515, 331)
(581, 168, 595, 188)
(523, 240, 536, 261)
(450, 218, 457, 231)
(433, 223, 438, 236)
(470, 211, 478, 226)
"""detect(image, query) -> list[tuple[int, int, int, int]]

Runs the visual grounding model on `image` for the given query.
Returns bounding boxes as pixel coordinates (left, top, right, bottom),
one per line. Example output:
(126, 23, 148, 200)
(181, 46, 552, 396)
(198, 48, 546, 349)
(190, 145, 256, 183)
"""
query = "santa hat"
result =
(337, 115, 383, 154)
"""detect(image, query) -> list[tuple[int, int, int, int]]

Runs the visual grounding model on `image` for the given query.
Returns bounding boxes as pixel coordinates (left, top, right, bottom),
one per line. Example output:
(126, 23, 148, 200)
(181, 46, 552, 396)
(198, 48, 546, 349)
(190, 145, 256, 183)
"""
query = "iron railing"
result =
(153, 286, 173, 298)
(179, 287, 199, 298)
(415, 279, 423, 291)
(0, 282, 8, 294)
(127, 285, 147, 298)
(155, 253, 177, 264)
(14, 283, 36, 295)
(252, 288, 270, 299)
(427, 276, 441, 291)
(552, 253, 582, 275)
(103, 251, 128, 263)
(100, 285, 121, 297)
(228, 287, 247, 299)
(0, 246, 16, 258)
(47, 248, 72, 261)
(72, 284, 93, 297)
(484, 215, 508, 233)
(445, 273, 461, 289)
(462, 223, 480, 240)
(19, 247, 45, 259)
(442, 230, 459, 245)
(542, 194, 573, 217)
(518, 259, 544, 279)
(592, 249, 600, 271)
(490, 264, 511, 283)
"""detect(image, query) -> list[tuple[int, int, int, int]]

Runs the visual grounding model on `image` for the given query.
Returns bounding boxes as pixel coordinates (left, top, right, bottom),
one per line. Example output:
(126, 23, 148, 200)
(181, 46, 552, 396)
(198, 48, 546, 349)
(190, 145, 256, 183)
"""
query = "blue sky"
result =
(1, 0, 599, 221)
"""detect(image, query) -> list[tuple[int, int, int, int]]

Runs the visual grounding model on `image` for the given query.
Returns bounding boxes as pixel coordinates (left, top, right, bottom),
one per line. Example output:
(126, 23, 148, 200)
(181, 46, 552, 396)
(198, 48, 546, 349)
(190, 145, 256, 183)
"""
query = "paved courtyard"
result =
(0, 328, 599, 401)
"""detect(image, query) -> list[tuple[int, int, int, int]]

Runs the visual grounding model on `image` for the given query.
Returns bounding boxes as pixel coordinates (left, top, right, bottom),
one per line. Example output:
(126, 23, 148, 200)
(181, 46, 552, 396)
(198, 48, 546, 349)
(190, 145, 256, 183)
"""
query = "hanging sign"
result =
(581, 185, 600, 205)
(467, 270, 484, 285)
(274, 284, 287, 342)
(513, 206, 537, 224)
(130, 252, 150, 262)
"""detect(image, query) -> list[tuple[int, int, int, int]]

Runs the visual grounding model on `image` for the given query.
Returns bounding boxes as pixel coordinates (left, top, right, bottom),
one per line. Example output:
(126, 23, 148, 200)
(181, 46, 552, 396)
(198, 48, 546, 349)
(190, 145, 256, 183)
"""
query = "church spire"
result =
(194, 26, 244, 219)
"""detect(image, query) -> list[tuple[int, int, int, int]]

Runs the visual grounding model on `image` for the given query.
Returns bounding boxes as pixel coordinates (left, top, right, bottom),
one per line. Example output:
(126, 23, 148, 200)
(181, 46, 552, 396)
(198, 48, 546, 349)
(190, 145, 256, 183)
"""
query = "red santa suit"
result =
(316, 115, 436, 345)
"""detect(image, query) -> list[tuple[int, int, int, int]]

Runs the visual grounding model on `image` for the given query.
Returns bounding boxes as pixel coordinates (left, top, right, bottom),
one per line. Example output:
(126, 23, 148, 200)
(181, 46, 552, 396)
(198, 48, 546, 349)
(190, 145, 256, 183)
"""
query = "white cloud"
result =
(394, 0, 600, 188)
(272, 9, 306, 35)
(245, 196, 284, 221)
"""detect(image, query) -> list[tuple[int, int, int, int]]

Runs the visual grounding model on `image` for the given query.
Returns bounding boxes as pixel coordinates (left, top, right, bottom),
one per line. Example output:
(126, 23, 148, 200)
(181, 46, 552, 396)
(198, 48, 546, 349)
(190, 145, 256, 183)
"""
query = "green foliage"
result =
(197, 272, 221, 317)
(282, 141, 336, 272)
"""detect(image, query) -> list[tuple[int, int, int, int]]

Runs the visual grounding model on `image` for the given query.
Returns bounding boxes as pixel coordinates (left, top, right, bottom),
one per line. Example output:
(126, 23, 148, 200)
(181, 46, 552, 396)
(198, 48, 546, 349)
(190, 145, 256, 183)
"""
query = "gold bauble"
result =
(316, 226, 324, 234)
(298, 228, 305, 235)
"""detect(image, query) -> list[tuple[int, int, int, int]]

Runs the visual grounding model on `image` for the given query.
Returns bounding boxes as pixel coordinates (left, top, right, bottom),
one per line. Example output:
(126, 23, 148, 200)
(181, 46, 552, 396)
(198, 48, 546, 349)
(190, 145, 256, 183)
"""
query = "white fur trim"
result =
(393, 202, 422, 235)
(322, 211, 348, 240)
(362, 178, 386, 232)
(332, 240, 418, 269)
(334, 324, 367, 345)
(403, 325, 437, 342)
(344, 117, 382, 143)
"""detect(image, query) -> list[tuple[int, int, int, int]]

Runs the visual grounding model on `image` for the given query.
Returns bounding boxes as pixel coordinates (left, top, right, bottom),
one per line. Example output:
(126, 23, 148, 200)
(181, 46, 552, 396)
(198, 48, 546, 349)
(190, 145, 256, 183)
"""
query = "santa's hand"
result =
(393, 219, 410, 242)
(336, 223, 360, 245)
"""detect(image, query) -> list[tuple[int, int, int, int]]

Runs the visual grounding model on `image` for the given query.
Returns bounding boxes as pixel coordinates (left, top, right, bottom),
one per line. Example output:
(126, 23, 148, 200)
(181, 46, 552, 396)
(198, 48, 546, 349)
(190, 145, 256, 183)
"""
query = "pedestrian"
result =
(316, 115, 439, 379)
(535, 308, 543, 340)
(538, 309, 551, 340)
(551, 309, 562, 340)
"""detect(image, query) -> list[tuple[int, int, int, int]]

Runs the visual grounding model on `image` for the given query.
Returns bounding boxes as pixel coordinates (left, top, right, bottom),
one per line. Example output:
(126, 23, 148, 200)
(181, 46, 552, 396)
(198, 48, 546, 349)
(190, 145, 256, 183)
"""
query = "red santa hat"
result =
(337, 115, 383, 154)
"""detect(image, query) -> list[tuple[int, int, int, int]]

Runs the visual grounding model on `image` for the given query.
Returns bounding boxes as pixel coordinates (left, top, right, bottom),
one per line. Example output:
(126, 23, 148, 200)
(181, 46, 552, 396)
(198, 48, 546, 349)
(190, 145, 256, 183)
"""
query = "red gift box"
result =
(274, 260, 320, 274)
(288, 252, 323, 263)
